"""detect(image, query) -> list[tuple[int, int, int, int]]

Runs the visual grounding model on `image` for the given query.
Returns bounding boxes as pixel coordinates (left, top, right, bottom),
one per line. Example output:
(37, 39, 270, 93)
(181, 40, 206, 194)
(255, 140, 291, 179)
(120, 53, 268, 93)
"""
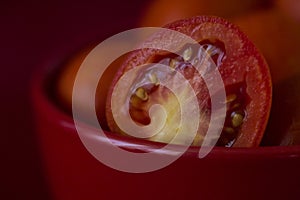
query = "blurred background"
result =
(1, 0, 147, 199)
(1, 0, 300, 199)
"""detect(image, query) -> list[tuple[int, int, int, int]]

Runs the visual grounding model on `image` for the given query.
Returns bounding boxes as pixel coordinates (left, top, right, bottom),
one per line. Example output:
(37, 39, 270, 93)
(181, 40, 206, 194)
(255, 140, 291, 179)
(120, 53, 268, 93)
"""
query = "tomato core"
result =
(106, 16, 272, 147)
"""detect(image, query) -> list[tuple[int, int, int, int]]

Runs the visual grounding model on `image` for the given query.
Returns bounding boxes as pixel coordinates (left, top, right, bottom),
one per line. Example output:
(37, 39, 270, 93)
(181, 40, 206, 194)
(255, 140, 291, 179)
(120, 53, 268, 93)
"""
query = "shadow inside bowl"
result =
(31, 44, 300, 200)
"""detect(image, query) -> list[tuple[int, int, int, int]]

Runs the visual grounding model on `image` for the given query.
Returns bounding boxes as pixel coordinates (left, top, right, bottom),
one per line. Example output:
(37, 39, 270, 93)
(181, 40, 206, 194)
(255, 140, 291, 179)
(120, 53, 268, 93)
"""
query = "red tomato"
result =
(106, 16, 272, 147)
(230, 5, 300, 145)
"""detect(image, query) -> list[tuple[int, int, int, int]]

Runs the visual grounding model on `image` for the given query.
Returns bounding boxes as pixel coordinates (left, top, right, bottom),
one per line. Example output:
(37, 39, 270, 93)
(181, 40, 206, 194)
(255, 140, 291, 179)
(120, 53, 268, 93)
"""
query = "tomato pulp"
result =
(106, 16, 272, 147)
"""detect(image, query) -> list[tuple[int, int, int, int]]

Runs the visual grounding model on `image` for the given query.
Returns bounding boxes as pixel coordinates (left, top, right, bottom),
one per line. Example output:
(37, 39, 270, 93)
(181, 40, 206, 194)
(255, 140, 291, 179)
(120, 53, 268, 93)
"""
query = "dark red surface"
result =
(0, 0, 147, 199)
(31, 57, 300, 200)
(3, 1, 300, 200)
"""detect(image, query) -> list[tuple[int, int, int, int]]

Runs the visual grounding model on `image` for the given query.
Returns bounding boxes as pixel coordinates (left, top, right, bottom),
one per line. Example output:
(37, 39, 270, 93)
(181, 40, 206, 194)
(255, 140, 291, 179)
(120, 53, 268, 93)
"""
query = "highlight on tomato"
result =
(105, 16, 272, 147)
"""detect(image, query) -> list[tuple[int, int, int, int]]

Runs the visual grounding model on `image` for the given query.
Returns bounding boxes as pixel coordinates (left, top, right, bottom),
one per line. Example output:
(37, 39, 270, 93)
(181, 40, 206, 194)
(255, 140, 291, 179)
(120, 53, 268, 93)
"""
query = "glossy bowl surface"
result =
(31, 50, 300, 200)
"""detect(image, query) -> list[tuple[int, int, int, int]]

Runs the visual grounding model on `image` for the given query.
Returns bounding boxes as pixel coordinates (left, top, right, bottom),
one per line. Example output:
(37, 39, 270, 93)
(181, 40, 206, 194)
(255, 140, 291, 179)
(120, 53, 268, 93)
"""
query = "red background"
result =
(0, 0, 148, 199)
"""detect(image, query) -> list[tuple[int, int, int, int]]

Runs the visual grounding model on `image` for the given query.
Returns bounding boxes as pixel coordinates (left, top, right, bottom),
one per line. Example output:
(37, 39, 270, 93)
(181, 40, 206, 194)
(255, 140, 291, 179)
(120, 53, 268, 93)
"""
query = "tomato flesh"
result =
(106, 16, 272, 147)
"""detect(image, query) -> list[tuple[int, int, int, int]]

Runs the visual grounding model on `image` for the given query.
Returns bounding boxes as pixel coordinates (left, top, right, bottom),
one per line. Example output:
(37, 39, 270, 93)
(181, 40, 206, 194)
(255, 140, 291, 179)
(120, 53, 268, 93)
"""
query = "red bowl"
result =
(31, 49, 300, 200)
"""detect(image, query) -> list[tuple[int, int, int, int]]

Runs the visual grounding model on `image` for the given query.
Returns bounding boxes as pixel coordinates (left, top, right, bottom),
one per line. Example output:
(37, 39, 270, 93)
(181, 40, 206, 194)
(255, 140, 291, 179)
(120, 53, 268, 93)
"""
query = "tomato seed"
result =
(183, 47, 193, 61)
(224, 127, 235, 134)
(226, 94, 237, 103)
(149, 73, 159, 86)
(231, 112, 244, 127)
(169, 59, 178, 69)
(135, 87, 148, 101)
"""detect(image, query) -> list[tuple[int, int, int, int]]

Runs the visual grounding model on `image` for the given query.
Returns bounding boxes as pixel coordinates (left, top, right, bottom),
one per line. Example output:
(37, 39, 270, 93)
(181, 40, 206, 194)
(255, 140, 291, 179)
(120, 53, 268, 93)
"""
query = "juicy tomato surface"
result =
(140, 0, 300, 84)
(139, 0, 300, 145)
(232, 4, 300, 145)
(55, 0, 300, 146)
(106, 16, 272, 147)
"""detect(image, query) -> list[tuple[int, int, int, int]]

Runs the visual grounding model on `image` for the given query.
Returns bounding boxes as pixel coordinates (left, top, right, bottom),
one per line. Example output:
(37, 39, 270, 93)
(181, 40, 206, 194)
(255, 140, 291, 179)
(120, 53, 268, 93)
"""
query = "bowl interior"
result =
(32, 45, 300, 161)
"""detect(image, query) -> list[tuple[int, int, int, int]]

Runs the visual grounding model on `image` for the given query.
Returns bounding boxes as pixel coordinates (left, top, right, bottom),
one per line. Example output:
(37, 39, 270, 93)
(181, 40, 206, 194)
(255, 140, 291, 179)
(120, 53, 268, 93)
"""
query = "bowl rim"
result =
(31, 48, 300, 161)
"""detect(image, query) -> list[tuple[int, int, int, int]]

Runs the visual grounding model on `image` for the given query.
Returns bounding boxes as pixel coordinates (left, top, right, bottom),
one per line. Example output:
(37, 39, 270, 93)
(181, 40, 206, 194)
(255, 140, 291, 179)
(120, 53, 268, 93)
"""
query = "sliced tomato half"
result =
(106, 16, 272, 147)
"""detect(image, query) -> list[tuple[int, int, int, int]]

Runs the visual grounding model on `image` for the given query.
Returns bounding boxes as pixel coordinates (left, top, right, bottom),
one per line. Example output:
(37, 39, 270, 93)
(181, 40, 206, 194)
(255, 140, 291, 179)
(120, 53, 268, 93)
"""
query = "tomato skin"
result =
(106, 16, 272, 147)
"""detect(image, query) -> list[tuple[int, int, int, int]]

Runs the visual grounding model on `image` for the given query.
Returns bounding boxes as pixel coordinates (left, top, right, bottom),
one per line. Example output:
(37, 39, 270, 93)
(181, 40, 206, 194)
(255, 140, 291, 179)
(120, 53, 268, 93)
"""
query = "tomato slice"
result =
(106, 16, 272, 147)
